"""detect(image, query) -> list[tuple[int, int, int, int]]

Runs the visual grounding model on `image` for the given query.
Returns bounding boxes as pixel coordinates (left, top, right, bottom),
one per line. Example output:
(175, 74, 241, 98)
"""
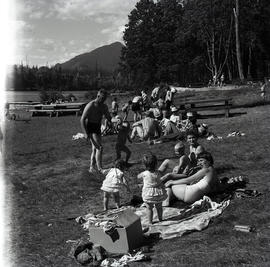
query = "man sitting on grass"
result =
(130, 110, 161, 142)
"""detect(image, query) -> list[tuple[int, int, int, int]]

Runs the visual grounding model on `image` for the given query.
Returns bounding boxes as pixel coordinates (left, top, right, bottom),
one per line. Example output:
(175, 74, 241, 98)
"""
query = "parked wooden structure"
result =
(5, 101, 87, 118)
(178, 98, 232, 118)
(30, 102, 87, 117)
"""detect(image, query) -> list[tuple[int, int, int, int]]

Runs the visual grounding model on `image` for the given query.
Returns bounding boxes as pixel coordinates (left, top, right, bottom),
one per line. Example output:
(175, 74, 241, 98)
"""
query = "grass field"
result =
(3, 87, 270, 266)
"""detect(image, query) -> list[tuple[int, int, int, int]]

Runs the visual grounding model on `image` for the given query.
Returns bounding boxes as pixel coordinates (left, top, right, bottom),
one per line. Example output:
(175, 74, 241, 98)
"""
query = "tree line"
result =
(6, 64, 118, 92)
(120, 0, 270, 89)
(8, 0, 270, 92)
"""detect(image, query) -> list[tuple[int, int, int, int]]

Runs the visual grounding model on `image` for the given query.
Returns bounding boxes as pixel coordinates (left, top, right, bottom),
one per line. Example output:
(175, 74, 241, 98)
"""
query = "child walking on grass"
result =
(101, 159, 130, 210)
(115, 117, 132, 166)
(137, 154, 167, 225)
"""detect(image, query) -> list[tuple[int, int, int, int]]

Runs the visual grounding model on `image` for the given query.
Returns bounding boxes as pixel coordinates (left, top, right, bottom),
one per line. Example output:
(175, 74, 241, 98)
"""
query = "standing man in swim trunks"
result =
(81, 89, 112, 173)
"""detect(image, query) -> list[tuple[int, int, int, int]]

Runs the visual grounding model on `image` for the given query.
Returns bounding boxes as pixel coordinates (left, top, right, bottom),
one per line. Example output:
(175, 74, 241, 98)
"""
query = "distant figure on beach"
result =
(111, 97, 119, 116)
(213, 74, 217, 86)
(80, 89, 112, 173)
(261, 78, 270, 101)
(121, 100, 132, 121)
(220, 73, 225, 87)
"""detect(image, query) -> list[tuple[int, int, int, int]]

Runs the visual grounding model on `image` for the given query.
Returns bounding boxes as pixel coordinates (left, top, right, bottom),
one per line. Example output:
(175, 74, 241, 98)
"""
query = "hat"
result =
(201, 123, 208, 129)
(115, 115, 123, 122)
(171, 106, 178, 112)
(187, 112, 194, 117)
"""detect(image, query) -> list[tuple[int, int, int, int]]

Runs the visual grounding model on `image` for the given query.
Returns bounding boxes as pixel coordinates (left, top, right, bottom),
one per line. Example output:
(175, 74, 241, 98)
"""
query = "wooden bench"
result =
(178, 98, 232, 118)
(54, 109, 81, 117)
(30, 102, 87, 117)
(30, 109, 56, 117)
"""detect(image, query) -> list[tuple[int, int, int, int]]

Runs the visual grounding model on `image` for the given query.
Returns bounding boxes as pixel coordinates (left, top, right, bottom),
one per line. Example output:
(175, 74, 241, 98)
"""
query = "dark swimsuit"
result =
(87, 122, 101, 135)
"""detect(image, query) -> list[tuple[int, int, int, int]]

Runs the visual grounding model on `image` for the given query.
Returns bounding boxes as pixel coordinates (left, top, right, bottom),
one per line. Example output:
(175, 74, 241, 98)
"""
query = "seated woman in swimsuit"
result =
(162, 151, 219, 206)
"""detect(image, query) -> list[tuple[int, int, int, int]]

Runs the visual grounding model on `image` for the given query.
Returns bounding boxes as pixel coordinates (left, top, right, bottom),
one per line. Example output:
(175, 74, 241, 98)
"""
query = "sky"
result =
(6, 0, 139, 67)
(0, 1, 136, 264)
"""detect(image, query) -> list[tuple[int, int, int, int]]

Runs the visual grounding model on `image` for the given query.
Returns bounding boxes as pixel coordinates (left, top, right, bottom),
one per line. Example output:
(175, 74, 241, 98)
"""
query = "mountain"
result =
(59, 42, 124, 72)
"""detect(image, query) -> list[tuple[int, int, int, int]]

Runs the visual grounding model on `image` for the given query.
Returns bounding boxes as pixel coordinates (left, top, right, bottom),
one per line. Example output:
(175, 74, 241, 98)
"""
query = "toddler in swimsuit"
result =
(138, 154, 167, 225)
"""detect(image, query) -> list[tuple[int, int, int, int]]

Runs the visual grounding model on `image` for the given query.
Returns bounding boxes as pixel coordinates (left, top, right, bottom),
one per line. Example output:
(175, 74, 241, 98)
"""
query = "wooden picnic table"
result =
(30, 102, 87, 117)
(6, 101, 41, 105)
(178, 98, 232, 118)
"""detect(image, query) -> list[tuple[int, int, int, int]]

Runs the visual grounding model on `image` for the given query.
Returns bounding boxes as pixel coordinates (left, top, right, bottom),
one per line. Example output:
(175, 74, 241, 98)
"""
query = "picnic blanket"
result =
(135, 196, 230, 239)
(77, 196, 229, 240)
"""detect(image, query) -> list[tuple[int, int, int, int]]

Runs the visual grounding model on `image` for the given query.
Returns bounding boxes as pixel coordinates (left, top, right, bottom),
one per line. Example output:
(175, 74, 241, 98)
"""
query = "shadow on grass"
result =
(80, 170, 103, 188)
(236, 99, 270, 108)
(198, 111, 247, 119)
(216, 164, 237, 175)
(141, 233, 161, 248)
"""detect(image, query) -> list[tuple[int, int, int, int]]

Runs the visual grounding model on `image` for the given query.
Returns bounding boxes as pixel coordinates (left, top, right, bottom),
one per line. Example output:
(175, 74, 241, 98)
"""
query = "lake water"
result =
(5, 90, 90, 102)
(5, 86, 237, 103)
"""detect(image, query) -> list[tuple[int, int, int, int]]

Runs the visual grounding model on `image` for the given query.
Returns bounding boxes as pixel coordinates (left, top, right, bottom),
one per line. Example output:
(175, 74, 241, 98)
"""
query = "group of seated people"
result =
(101, 89, 220, 207)
(156, 131, 219, 206)
(128, 108, 209, 143)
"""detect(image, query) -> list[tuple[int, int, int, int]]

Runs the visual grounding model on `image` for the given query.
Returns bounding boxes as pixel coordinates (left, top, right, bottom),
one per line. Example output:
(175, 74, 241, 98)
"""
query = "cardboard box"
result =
(88, 209, 143, 253)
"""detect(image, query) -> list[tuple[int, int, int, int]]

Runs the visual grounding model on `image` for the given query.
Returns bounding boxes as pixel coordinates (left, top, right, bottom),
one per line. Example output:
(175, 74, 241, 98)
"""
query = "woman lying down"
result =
(161, 151, 219, 206)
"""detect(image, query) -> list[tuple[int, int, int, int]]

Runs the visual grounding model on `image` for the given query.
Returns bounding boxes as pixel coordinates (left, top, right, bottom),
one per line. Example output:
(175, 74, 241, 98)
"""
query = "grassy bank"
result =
(4, 99, 270, 266)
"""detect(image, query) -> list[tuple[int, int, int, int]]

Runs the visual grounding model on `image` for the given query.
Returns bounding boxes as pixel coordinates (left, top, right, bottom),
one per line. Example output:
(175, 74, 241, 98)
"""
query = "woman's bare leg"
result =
(171, 185, 186, 201)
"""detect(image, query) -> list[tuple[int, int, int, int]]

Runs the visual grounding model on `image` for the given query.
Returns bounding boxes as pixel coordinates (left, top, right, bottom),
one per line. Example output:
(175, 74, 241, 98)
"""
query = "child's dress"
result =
(101, 168, 124, 193)
(140, 170, 167, 203)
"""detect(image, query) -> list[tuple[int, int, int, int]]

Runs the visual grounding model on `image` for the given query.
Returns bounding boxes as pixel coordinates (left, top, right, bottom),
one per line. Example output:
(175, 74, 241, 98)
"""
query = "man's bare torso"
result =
(84, 100, 108, 124)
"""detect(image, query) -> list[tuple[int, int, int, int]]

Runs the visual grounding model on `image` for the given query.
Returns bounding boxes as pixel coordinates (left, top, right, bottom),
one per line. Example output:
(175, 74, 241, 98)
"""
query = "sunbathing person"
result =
(162, 151, 219, 206)
(158, 141, 190, 180)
